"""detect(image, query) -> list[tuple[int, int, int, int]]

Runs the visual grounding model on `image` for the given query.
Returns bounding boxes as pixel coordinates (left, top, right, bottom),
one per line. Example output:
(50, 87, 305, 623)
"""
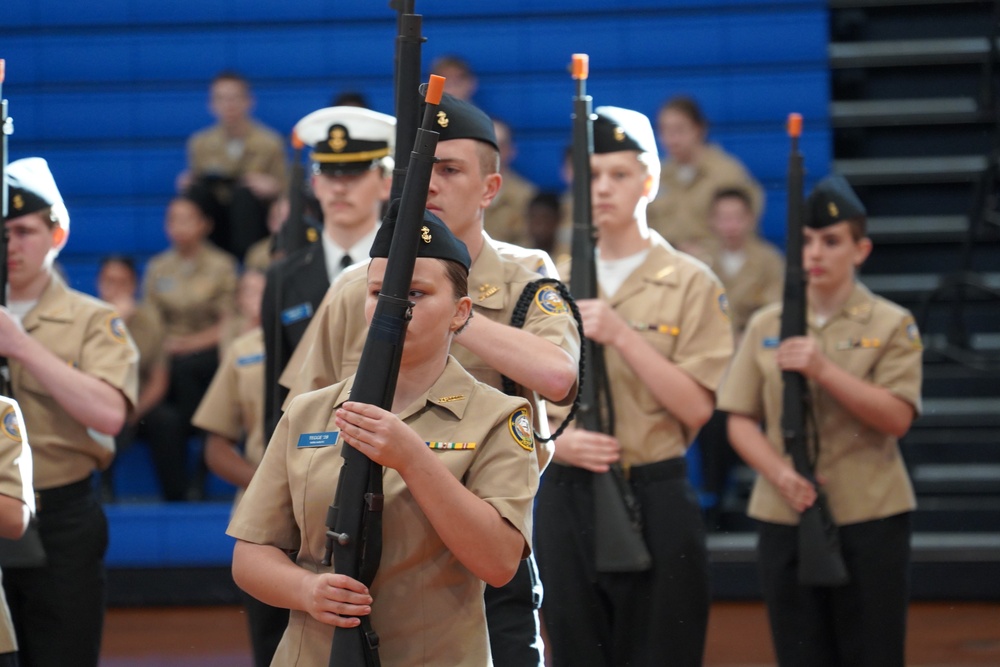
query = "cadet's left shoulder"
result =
(468, 381, 536, 454)
(69, 290, 134, 346)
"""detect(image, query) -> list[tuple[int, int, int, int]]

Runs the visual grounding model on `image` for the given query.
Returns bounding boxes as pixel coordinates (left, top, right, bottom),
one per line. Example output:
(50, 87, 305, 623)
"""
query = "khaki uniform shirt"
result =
(647, 144, 764, 248)
(243, 235, 273, 272)
(0, 397, 34, 653)
(589, 232, 733, 466)
(126, 303, 166, 388)
(187, 120, 288, 189)
(192, 328, 265, 512)
(11, 275, 139, 487)
(716, 283, 923, 526)
(143, 243, 238, 339)
(280, 236, 580, 471)
(484, 169, 537, 248)
(706, 237, 784, 337)
(228, 357, 539, 667)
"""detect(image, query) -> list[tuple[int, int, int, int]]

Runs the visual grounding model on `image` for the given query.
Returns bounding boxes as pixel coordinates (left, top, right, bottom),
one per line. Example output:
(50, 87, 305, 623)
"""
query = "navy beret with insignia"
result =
(593, 106, 658, 157)
(422, 91, 498, 151)
(294, 106, 396, 175)
(5, 157, 70, 230)
(806, 174, 867, 229)
(370, 200, 471, 271)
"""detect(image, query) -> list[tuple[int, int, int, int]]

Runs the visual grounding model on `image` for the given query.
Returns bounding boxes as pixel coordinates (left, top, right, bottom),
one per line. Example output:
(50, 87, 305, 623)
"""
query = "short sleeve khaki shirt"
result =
(716, 283, 923, 525)
(0, 397, 33, 653)
(11, 275, 139, 487)
(142, 243, 238, 338)
(228, 356, 539, 667)
(192, 328, 265, 510)
(596, 232, 734, 466)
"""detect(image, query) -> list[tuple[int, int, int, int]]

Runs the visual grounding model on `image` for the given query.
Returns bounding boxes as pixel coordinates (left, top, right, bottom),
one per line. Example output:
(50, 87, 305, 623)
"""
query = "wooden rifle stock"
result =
(323, 75, 445, 667)
(780, 114, 849, 587)
(568, 55, 650, 573)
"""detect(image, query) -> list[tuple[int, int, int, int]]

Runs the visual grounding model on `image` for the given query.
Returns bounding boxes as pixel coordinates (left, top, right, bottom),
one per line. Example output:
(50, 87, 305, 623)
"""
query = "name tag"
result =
(236, 352, 264, 366)
(762, 336, 780, 349)
(281, 303, 314, 326)
(297, 432, 339, 448)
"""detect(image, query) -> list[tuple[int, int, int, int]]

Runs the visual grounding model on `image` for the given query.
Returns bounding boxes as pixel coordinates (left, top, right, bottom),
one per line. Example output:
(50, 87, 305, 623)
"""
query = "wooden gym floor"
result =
(99, 601, 1000, 666)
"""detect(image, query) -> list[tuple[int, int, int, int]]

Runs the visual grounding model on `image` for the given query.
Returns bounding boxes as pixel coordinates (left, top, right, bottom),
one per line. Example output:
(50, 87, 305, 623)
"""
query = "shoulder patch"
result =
(716, 289, 731, 321)
(534, 286, 569, 316)
(902, 316, 923, 350)
(107, 315, 128, 344)
(507, 407, 534, 452)
(1, 406, 22, 442)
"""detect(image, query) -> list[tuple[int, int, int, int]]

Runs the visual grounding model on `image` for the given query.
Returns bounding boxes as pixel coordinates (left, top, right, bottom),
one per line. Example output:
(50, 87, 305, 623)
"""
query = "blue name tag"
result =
(297, 432, 339, 448)
(762, 336, 780, 349)
(281, 303, 314, 326)
(236, 352, 264, 366)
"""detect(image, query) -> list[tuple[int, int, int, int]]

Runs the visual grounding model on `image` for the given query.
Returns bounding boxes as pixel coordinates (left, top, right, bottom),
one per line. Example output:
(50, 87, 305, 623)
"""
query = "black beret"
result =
(294, 107, 396, 175)
(806, 174, 867, 229)
(370, 201, 471, 271)
(593, 106, 658, 157)
(425, 92, 498, 151)
(5, 157, 69, 228)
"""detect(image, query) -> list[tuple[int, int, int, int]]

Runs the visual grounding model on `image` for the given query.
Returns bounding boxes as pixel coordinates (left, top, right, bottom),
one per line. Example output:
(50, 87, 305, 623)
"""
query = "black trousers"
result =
(189, 179, 270, 261)
(484, 554, 545, 666)
(757, 512, 912, 667)
(240, 590, 288, 667)
(3, 479, 108, 667)
(536, 459, 709, 667)
(108, 402, 188, 501)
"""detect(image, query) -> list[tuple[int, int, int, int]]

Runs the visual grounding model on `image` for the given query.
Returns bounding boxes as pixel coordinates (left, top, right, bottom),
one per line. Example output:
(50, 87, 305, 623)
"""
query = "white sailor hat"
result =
(5, 157, 70, 231)
(294, 106, 396, 175)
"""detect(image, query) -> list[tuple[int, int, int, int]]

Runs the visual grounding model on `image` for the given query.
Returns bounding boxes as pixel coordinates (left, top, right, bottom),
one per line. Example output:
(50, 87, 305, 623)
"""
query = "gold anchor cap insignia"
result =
(613, 126, 626, 142)
(328, 127, 347, 152)
(828, 201, 839, 218)
(12, 194, 24, 210)
(421, 226, 432, 243)
(437, 111, 449, 128)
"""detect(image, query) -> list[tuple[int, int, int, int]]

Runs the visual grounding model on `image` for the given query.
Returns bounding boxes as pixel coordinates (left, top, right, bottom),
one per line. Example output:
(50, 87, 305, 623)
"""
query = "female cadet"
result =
(717, 175, 923, 666)
(0, 157, 139, 666)
(143, 194, 238, 498)
(535, 107, 733, 667)
(646, 95, 764, 258)
(227, 210, 540, 667)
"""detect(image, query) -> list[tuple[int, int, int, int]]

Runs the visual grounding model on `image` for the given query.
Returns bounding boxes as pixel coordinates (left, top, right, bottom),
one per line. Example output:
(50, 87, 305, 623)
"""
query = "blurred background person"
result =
(484, 118, 538, 248)
(647, 95, 763, 260)
(178, 71, 288, 261)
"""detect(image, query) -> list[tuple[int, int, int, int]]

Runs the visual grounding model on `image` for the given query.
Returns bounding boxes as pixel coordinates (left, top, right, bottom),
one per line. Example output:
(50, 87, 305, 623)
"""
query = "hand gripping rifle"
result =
(322, 75, 446, 667)
(781, 114, 849, 587)
(568, 55, 651, 573)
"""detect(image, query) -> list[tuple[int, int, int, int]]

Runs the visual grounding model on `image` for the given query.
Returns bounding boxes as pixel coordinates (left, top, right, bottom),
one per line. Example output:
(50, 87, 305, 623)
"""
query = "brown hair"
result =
(659, 95, 708, 131)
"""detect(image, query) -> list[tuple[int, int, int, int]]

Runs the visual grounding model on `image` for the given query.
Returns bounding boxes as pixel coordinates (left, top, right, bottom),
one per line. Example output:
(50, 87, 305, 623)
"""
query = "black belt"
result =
(545, 457, 687, 486)
(35, 477, 94, 514)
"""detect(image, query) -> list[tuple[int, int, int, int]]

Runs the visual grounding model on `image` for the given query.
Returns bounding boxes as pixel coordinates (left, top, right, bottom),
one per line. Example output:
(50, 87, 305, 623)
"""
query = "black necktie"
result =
(340, 254, 353, 269)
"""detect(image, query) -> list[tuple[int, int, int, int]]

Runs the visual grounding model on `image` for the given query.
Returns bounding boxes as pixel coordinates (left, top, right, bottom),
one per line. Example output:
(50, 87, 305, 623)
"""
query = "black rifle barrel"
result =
(567, 54, 650, 573)
(389, 1, 425, 203)
(324, 74, 445, 667)
(779, 113, 849, 587)
(1, 59, 14, 397)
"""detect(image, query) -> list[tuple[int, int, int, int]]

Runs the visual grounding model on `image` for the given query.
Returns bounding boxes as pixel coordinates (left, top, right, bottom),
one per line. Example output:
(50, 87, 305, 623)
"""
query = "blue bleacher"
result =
(4, 0, 830, 569)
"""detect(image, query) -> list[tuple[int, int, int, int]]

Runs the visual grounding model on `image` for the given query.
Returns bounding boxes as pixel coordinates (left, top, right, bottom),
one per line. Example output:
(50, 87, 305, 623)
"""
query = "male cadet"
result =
(180, 71, 288, 260)
(0, 158, 138, 667)
(261, 107, 395, 442)
(281, 93, 580, 667)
